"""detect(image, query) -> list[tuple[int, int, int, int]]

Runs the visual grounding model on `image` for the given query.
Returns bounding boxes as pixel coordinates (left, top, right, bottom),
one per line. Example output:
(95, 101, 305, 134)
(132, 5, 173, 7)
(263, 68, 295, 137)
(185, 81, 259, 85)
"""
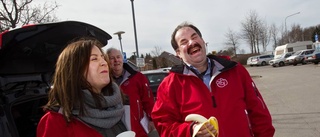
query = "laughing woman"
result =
(37, 38, 127, 137)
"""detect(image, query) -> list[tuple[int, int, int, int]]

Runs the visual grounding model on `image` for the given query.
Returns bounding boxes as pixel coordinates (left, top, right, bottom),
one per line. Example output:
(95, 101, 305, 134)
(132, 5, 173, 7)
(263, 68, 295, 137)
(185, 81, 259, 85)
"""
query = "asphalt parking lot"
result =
(246, 64, 320, 137)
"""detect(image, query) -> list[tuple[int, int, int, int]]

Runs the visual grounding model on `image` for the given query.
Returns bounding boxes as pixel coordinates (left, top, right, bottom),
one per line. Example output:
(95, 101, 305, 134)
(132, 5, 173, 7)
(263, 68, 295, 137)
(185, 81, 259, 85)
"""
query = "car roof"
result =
(249, 54, 273, 58)
(0, 21, 112, 75)
(141, 67, 171, 74)
(296, 49, 314, 52)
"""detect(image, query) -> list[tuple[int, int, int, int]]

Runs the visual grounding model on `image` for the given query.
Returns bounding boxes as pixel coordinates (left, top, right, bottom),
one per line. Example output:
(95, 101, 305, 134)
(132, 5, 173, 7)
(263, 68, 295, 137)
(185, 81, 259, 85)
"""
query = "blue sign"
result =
(315, 34, 318, 42)
(122, 52, 127, 63)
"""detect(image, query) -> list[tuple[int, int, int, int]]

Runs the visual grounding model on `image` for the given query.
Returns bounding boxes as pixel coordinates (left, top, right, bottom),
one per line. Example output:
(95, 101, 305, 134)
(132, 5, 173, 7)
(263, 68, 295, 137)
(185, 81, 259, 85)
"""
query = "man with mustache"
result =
(151, 22, 275, 137)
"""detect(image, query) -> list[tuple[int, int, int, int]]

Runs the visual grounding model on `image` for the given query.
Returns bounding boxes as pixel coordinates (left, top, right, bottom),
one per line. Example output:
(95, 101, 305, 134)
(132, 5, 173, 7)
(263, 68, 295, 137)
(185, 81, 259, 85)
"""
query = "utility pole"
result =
(285, 12, 300, 43)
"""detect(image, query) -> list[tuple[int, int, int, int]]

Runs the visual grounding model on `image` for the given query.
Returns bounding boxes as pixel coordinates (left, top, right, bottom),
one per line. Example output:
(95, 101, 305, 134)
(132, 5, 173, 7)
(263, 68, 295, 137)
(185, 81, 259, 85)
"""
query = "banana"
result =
(185, 114, 208, 123)
(185, 114, 219, 137)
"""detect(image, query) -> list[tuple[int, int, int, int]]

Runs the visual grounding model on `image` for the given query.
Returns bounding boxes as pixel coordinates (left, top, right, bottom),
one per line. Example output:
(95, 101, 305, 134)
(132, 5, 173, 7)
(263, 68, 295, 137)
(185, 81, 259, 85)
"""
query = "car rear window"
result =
(145, 73, 167, 85)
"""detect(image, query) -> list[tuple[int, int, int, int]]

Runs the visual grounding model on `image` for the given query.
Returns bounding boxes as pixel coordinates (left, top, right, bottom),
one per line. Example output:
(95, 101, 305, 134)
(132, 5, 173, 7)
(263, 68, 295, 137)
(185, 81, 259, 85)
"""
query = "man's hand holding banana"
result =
(185, 114, 219, 137)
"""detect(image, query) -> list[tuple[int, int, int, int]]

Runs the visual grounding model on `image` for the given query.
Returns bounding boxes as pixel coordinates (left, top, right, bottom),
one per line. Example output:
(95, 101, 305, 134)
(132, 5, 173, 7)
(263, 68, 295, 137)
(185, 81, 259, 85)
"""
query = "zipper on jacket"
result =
(145, 83, 151, 98)
(252, 82, 266, 109)
(137, 100, 141, 119)
(245, 109, 254, 137)
(211, 96, 217, 108)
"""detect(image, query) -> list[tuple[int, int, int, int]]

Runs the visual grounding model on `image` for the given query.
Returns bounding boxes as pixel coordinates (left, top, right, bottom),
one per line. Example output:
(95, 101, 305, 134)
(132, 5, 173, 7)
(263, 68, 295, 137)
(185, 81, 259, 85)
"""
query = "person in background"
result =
(37, 38, 127, 137)
(106, 48, 157, 137)
(151, 22, 275, 137)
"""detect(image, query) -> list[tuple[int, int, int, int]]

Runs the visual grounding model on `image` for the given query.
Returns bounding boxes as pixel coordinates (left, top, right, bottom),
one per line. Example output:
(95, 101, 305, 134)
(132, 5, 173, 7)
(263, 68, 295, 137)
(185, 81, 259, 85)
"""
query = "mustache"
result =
(187, 43, 202, 54)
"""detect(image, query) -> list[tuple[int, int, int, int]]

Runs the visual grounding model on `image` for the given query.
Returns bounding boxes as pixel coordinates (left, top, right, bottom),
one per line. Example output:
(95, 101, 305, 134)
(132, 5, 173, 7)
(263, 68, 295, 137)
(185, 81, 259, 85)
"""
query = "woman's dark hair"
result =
(44, 37, 114, 122)
(170, 22, 202, 51)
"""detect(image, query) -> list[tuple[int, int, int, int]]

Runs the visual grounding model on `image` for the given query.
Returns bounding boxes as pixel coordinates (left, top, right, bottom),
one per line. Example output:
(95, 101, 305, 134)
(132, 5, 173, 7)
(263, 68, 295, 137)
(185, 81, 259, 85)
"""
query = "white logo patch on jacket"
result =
(216, 78, 228, 88)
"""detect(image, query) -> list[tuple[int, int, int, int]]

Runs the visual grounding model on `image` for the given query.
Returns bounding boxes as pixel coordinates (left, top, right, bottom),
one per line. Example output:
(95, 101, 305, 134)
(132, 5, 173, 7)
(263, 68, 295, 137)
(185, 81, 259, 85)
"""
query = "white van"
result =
(274, 41, 313, 60)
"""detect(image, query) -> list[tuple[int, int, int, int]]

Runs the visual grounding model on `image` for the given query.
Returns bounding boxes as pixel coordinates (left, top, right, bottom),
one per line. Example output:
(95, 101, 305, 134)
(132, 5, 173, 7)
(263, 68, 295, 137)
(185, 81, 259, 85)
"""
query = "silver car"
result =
(247, 54, 274, 66)
(269, 52, 294, 67)
(285, 49, 315, 66)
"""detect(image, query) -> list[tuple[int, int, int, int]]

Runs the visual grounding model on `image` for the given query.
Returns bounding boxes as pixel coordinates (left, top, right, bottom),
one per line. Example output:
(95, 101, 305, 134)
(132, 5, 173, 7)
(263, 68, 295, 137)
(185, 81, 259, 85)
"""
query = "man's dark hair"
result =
(170, 22, 202, 51)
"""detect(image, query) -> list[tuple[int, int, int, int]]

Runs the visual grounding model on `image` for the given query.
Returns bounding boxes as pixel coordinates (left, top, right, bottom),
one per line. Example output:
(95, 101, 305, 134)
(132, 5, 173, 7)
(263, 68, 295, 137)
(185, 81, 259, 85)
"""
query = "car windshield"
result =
(284, 53, 292, 58)
(274, 55, 283, 59)
(292, 51, 302, 55)
(306, 50, 315, 55)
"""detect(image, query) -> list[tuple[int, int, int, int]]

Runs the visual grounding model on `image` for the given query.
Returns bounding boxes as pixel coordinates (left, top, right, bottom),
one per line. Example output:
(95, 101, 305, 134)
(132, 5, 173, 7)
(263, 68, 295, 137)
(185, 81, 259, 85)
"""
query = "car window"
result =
(293, 51, 302, 55)
(306, 50, 314, 55)
(284, 53, 292, 58)
(259, 55, 272, 59)
(260, 56, 267, 58)
(146, 73, 167, 84)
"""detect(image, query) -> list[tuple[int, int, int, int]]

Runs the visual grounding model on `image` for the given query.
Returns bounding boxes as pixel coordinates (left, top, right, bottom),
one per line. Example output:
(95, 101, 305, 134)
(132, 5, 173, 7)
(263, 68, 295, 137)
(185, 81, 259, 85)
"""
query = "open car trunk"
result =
(0, 21, 112, 137)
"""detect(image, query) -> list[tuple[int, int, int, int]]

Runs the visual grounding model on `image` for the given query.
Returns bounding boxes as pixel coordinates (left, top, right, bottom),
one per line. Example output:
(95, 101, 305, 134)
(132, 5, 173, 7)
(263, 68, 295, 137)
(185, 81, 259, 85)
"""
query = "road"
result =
(246, 64, 320, 137)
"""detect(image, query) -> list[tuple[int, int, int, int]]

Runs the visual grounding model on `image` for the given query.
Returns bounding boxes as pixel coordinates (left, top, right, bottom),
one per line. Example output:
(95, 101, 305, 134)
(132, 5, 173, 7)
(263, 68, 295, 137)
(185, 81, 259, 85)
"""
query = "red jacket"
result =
(119, 63, 155, 137)
(151, 55, 275, 137)
(37, 111, 102, 137)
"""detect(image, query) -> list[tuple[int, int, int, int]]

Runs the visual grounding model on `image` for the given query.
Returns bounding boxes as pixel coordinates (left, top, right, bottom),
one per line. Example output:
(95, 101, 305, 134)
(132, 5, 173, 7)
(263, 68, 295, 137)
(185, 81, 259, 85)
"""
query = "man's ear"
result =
(175, 50, 181, 57)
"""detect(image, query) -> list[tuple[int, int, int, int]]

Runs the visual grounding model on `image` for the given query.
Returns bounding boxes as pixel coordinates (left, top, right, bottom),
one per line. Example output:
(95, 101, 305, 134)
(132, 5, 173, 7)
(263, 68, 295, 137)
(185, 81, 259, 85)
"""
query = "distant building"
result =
(159, 51, 182, 66)
(127, 51, 182, 71)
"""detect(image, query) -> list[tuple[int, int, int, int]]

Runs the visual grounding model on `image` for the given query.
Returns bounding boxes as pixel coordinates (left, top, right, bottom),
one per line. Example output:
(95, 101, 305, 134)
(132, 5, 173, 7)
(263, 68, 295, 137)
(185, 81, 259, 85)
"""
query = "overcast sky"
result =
(49, 0, 319, 57)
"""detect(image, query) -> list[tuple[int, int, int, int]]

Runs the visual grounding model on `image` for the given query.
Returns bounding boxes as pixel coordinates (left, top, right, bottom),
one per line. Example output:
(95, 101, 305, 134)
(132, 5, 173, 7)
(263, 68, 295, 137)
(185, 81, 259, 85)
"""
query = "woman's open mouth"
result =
(101, 70, 109, 73)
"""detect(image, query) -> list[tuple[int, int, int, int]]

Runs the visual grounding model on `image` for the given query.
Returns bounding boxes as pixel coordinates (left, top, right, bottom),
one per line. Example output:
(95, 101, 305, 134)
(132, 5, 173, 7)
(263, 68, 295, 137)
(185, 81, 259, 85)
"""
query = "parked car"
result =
(0, 21, 112, 137)
(142, 68, 170, 100)
(285, 49, 315, 66)
(269, 52, 294, 67)
(305, 49, 320, 64)
(246, 54, 274, 66)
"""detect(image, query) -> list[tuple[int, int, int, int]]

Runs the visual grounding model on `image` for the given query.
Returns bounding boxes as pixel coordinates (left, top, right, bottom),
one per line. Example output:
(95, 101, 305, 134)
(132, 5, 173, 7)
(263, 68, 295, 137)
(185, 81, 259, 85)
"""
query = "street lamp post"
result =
(285, 12, 300, 42)
(130, 0, 139, 58)
(113, 31, 125, 53)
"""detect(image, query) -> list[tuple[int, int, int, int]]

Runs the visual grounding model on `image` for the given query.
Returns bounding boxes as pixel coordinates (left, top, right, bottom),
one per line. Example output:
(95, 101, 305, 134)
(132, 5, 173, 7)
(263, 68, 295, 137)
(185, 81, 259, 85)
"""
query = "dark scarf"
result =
(72, 82, 124, 129)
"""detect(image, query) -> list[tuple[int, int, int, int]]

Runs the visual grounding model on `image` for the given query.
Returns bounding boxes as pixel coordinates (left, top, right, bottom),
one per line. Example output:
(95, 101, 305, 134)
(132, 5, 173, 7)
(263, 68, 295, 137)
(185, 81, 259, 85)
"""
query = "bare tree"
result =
(278, 24, 320, 44)
(288, 24, 303, 43)
(151, 46, 162, 57)
(278, 24, 287, 45)
(224, 28, 240, 57)
(258, 20, 270, 52)
(270, 23, 279, 49)
(241, 10, 262, 54)
(151, 46, 163, 69)
(239, 49, 246, 54)
(0, 0, 59, 32)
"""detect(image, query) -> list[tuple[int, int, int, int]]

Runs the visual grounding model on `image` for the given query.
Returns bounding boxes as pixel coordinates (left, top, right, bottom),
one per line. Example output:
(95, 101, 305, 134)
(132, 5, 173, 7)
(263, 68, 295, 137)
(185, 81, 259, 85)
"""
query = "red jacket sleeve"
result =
(137, 72, 155, 117)
(151, 75, 193, 137)
(239, 64, 275, 137)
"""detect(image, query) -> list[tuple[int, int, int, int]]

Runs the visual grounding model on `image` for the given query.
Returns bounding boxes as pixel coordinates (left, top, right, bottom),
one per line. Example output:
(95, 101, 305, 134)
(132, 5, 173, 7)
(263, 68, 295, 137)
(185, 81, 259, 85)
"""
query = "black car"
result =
(142, 68, 170, 100)
(0, 21, 112, 137)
